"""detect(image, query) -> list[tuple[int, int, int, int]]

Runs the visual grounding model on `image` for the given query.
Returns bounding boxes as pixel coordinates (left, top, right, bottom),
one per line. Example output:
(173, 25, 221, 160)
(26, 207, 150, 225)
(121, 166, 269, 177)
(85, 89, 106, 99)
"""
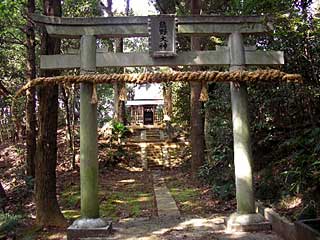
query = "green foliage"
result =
(171, 82, 190, 126)
(99, 121, 137, 168)
(212, 182, 235, 201)
(0, 0, 30, 138)
(198, 82, 235, 200)
(0, 213, 22, 235)
(198, 157, 235, 201)
(255, 125, 320, 202)
(62, 0, 100, 17)
(227, 0, 293, 15)
(112, 121, 130, 141)
(198, 0, 320, 208)
(0, 0, 26, 86)
(96, 84, 113, 126)
(279, 127, 320, 194)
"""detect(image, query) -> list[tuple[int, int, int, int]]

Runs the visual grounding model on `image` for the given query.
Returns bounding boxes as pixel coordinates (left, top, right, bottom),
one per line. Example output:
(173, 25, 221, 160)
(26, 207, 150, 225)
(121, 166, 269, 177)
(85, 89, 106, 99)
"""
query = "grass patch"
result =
(170, 188, 199, 202)
(59, 171, 154, 220)
(100, 191, 152, 220)
(170, 187, 200, 211)
(62, 210, 80, 220)
(166, 176, 202, 213)
(61, 185, 80, 208)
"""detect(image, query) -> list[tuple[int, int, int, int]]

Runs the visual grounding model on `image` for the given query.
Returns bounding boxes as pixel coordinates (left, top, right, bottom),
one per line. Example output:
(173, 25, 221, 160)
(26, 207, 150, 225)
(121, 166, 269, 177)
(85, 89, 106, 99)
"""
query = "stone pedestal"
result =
(67, 218, 112, 240)
(225, 213, 271, 232)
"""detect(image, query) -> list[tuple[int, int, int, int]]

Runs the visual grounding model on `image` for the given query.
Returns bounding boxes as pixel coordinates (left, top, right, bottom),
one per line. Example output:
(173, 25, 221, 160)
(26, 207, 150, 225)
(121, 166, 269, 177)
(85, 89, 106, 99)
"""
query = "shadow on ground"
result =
(103, 216, 282, 240)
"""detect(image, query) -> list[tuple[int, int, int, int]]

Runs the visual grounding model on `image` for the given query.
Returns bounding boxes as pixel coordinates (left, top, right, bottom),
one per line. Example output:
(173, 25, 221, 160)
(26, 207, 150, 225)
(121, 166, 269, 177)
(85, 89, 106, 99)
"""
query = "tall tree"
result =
(99, 0, 122, 123)
(103, 0, 129, 124)
(163, 83, 173, 118)
(25, 0, 37, 177)
(190, 0, 205, 177)
(35, 0, 67, 227)
(114, 39, 127, 124)
(116, 0, 130, 125)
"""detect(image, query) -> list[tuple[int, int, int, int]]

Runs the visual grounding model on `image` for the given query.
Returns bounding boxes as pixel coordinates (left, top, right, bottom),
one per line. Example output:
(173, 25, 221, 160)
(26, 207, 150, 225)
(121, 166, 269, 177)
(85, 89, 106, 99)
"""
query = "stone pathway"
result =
(86, 171, 284, 240)
(152, 170, 180, 219)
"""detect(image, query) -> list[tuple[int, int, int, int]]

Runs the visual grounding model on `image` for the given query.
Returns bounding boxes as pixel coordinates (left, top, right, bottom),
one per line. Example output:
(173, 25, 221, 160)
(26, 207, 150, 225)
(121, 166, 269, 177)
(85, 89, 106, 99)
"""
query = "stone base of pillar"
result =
(225, 213, 271, 232)
(67, 218, 112, 239)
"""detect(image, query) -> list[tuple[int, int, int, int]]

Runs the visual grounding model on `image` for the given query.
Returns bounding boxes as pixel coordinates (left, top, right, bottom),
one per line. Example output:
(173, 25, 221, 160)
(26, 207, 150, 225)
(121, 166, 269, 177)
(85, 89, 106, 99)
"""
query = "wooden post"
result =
(80, 35, 99, 219)
(229, 32, 255, 215)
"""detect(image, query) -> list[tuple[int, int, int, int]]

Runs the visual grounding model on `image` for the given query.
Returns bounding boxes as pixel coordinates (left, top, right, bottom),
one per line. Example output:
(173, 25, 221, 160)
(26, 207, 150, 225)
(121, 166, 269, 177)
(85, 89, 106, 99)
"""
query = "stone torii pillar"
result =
(227, 32, 265, 230)
(79, 35, 99, 218)
(68, 35, 111, 239)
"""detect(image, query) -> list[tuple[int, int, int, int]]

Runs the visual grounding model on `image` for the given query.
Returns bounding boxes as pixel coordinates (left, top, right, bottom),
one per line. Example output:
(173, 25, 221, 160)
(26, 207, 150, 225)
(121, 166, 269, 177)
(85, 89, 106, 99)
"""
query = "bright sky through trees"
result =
(112, 0, 157, 15)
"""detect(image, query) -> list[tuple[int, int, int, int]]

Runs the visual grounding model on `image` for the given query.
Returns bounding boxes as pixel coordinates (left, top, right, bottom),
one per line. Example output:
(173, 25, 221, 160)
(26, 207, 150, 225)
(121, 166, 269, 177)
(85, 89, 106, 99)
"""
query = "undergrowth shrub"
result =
(0, 213, 22, 235)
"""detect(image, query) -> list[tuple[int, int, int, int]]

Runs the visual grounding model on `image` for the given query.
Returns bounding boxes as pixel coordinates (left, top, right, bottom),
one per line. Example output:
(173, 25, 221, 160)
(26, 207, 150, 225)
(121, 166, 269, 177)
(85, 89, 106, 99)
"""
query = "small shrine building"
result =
(126, 83, 164, 126)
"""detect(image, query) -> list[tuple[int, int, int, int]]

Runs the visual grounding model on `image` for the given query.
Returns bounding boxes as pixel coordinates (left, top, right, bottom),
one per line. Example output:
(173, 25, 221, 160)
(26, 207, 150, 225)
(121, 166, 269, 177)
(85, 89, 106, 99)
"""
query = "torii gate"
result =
(31, 14, 290, 238)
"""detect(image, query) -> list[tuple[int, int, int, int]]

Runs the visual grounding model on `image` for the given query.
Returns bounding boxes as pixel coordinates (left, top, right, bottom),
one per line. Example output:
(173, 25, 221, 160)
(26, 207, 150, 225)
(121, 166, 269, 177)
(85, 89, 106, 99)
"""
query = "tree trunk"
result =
(0, 181, 7, 212)
(163, 83, 173, 118)
(101, 0, 126, 124)
(115, 38, 126, 124)
(25, 0, 37, 178)
(61, 86, 76, 169)
(190, 0, 205, 177)
(35, 0, 67, 227)
(113, 0, 129, 124)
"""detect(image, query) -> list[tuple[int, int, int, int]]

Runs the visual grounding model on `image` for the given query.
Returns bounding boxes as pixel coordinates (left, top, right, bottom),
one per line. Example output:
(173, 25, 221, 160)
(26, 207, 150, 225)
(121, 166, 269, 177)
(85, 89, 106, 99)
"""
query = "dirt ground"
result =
(0, 138, 284, 240)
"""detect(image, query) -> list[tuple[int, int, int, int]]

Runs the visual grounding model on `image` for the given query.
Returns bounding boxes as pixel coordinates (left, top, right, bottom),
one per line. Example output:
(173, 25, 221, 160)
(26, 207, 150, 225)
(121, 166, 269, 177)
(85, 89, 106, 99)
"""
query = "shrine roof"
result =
(126, 99, 164, 106)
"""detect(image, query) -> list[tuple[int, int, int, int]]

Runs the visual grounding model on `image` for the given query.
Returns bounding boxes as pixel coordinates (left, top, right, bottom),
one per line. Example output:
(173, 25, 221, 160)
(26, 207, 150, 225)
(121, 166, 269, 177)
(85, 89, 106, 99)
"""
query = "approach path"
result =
(87, 171, 284, 240)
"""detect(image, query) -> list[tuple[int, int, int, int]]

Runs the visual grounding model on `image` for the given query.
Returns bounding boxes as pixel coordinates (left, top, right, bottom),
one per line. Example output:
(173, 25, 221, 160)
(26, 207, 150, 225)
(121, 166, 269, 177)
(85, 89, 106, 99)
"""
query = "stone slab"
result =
(152, 171, 180, 220)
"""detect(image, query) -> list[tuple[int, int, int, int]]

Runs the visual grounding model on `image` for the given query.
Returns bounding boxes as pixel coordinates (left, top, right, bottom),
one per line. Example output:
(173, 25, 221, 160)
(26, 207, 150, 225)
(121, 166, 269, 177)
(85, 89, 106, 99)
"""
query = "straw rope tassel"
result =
(119, 83, 127, 101)
(199, 81, 209, 102)
(91, 83, 98, 104)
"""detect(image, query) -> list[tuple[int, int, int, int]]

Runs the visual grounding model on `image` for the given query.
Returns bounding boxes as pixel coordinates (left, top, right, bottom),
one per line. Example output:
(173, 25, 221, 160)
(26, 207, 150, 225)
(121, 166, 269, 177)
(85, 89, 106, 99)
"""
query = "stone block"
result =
(256, 201, 297, 240)
(225, 213, 271, 232)
(67, 218, 112, 240)
(295, 219, 320, 240)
